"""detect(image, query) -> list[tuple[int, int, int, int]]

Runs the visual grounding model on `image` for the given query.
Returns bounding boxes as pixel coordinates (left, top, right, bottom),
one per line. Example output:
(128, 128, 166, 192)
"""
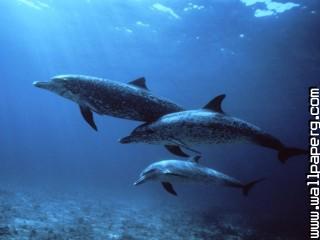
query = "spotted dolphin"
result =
(134, 157, 264, 196)
(33, 75, 184, 131)
(120, 94, 307, 163)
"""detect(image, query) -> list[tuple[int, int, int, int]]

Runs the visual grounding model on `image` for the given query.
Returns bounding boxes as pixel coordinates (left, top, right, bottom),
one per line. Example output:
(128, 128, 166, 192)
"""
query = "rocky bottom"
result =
(0, 188, 303, 240)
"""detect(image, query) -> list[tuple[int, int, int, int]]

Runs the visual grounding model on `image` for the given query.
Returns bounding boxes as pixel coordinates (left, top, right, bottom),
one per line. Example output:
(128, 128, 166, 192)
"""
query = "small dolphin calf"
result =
(134, 157, 264, 196)
(33, 75, 183, 131)
(120, 94, 307, 163)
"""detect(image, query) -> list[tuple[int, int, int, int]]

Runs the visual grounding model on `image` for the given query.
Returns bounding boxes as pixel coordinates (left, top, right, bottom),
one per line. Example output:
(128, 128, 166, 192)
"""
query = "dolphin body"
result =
(33, 75, 184, 131)
(134, 157, 264, 196)
(120, 94, 307, 163)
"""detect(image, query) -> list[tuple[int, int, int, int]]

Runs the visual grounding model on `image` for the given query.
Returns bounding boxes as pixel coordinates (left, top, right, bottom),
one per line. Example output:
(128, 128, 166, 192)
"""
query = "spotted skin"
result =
(123, 110, 266, 146)
(34, 75, 184, 122)
(121, 101, 307, 162)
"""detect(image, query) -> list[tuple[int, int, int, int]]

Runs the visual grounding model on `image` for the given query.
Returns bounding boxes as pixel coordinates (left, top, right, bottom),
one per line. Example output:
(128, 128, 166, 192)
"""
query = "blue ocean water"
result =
(0, 0, 319, 239)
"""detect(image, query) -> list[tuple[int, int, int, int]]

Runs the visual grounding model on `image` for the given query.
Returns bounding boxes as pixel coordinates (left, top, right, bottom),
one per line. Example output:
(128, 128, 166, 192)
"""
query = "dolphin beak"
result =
(133, 176, 146, 186)
(119, 136, 133, 144)
(33, 81, 50, 90)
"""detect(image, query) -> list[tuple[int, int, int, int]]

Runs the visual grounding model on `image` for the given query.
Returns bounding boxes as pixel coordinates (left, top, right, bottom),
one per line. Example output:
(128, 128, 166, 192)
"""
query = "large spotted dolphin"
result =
(134, 157, 264, 196)
(33, 75, 184, 131)
(120, 94, 307, 163)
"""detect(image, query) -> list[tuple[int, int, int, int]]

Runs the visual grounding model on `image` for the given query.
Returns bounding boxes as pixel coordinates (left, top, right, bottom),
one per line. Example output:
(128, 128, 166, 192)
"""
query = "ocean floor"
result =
(0, 187, 303, 240)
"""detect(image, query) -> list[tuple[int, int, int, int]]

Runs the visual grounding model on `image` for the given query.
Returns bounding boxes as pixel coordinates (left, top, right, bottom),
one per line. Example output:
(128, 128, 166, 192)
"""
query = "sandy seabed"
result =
(0, 187, 303, 240)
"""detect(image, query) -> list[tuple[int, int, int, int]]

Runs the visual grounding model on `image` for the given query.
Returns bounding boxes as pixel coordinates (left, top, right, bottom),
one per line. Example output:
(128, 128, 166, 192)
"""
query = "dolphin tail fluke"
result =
(242, 178, 265, 196)
(278, 147, 308, 164)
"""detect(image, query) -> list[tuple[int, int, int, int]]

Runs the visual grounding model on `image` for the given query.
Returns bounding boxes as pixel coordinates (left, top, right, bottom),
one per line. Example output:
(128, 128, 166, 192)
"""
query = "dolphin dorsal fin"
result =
(128, 77, 149, 90)
(203, 94, 226, 114)
(189, 155, 201, 163)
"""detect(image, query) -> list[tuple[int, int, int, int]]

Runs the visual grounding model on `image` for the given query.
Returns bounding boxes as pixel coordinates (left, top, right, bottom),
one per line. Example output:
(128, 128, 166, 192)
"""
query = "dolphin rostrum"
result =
(134, 157, 264, 196)
(33, 75, 184, 131)
(120, 94, 307, 163)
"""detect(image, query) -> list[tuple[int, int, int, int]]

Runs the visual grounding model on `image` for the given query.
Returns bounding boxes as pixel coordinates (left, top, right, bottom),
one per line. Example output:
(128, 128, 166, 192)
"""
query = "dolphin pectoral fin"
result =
(182, 145, 201, 155)
(189, 155, 201, 163)
(169, 138, 202, 156)
(79, 105, 98, 131)
(165, 145, 189, 157)
(203, 94, 226, 114)
(128, 77, 149, 91)
(161, 182, 177, 196)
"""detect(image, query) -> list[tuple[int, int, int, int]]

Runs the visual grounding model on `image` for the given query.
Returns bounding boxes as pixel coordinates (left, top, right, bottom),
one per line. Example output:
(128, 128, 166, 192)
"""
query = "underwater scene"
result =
(0, 0, 319, 239)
